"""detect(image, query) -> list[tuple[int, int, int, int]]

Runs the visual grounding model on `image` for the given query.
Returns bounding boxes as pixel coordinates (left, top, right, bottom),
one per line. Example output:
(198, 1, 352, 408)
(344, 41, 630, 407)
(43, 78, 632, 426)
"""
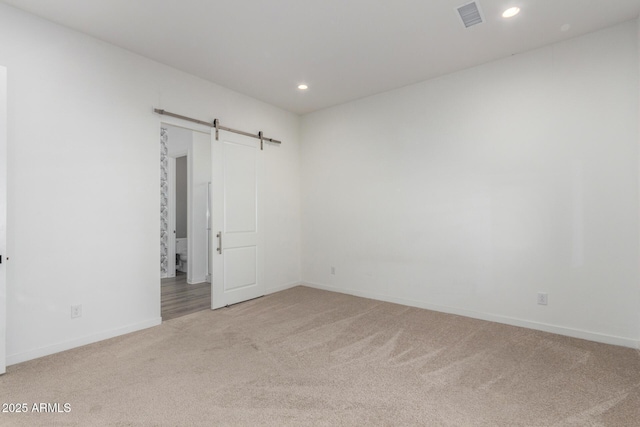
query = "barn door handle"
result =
(216, 232, 222, 254)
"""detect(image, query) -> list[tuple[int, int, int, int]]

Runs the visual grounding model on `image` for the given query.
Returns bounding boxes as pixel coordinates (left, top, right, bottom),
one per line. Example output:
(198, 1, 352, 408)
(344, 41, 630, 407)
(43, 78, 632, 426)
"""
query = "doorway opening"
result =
(160, 123, 211, 321)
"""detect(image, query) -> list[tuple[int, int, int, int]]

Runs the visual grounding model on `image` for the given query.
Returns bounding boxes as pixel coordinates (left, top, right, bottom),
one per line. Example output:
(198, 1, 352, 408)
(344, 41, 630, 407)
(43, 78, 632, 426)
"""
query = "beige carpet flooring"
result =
(1, 286, 639, 426)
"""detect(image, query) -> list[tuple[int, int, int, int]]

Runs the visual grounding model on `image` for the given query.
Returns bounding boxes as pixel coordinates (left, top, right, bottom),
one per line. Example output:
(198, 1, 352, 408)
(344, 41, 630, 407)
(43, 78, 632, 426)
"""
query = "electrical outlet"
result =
(537, 293, 548, 306)
(71, 304, 82, 318)
(330, 266, 336, 275)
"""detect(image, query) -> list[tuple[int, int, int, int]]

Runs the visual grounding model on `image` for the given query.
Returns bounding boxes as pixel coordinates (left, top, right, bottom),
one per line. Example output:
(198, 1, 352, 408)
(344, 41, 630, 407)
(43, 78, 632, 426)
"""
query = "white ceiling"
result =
(3, 0, 640, 114)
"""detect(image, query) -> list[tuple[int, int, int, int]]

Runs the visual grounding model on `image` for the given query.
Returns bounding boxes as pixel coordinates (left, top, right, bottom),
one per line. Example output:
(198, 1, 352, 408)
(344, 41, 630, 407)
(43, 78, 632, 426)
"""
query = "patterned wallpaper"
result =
(160, 127, 169, 277)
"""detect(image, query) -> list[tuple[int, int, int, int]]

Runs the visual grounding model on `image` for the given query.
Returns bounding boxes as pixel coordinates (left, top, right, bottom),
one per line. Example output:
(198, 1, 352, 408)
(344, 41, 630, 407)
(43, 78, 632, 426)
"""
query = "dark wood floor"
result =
(161, 272, 211, 321)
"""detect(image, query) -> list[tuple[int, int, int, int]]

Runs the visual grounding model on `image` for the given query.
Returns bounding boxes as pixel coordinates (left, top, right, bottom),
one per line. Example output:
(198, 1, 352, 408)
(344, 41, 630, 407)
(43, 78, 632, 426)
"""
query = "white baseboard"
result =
(302, 282, 640, 350)
(7, 317, 162, 366)
(188, 276, 207, 285)
(267, 281, 302, 295)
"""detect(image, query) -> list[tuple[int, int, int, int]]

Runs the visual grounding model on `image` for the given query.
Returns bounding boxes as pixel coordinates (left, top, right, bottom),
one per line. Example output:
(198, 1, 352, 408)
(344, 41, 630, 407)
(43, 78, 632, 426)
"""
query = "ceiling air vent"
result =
(457, 1, 484, 28)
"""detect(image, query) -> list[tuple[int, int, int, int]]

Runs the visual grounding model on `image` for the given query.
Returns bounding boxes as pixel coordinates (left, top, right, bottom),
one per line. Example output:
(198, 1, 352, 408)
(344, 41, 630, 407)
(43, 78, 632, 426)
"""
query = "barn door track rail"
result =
(153, 108, 282, 150)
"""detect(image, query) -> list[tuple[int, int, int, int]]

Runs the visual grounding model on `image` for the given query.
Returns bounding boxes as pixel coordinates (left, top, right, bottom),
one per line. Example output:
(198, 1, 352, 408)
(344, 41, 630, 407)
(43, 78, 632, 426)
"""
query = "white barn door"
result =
(211, 131, 264, 308)
(0, 66, 7, 374)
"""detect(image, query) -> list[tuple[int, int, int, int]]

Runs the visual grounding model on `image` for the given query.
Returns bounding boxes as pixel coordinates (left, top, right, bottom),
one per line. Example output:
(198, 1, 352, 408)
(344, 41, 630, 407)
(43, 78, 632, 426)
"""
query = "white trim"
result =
(187, 276, 207, 285)
(266, 281, 302, 295)
(186, 142, 193, 284)
(171, 150, 188, 158)
(302, 281, 640, 350)
(7, 317, 162, 366)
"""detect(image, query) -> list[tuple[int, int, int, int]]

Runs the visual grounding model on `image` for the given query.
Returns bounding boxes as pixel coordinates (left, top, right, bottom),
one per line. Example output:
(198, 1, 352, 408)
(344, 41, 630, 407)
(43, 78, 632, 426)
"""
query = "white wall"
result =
(165, 125, 191, 157)
(637, 15, 640, 342)
(189, 131, 211, 284)
(301, 21, 640, 348)
(0, 66, 7, 374)
(0, 4, 301, 365)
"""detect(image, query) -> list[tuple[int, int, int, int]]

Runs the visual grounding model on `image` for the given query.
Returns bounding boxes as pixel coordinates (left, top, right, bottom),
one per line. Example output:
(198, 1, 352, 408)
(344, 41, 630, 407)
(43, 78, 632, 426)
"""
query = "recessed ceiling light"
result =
(297, 84, 308, 90)
(502, 7, 520, 18)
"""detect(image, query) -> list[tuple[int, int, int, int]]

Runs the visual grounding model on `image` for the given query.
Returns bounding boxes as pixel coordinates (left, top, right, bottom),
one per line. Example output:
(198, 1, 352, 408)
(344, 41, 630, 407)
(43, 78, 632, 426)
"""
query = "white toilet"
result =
(176, 238, 188, 273)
